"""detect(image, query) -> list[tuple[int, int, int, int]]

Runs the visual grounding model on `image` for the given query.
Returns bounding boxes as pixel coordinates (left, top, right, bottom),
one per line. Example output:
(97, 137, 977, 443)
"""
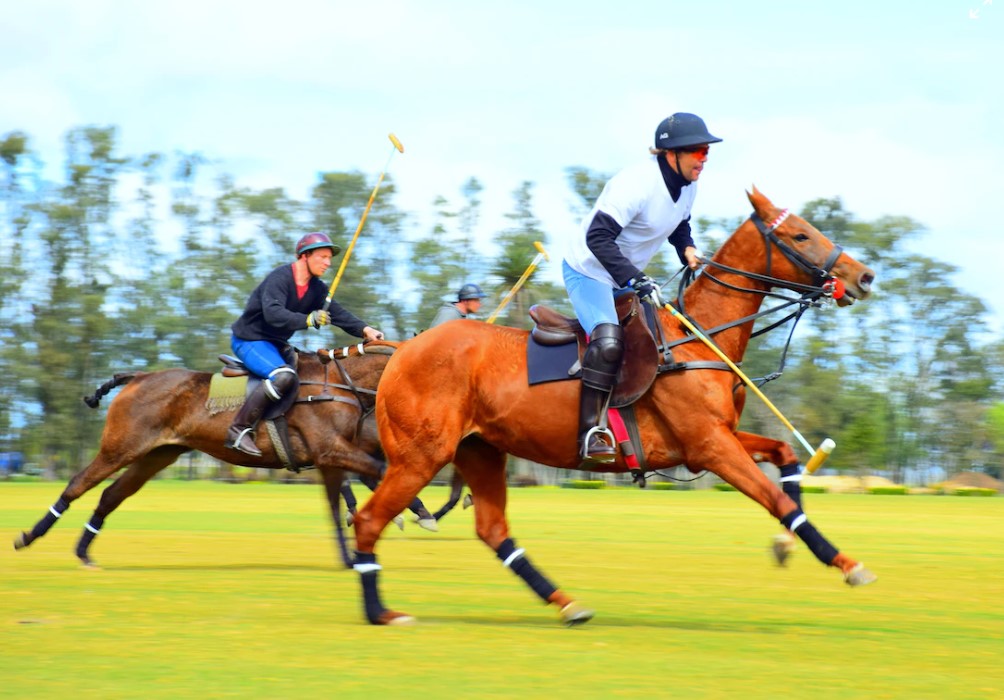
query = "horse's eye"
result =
(793, 233, 810, 242)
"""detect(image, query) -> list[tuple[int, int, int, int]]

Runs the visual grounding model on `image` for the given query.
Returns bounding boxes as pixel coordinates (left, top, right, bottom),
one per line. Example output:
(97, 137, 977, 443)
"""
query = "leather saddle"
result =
(216, 353, 299, 419)
(528, 292, 658, 407)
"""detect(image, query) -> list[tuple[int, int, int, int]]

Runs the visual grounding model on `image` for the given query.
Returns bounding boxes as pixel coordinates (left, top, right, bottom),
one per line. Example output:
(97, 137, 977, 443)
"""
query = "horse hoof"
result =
(392, 515, 404, 531)
(13, 532, 29, 551)
(79, 558, 101, 570)
(771, 533, 796, 566)
(345, 513, 355, 528)
(844, 563, 878, 587)
(560, 601, 595, 626)
(462, 494, 473, 509)
(378, 610, 416, 626)
(415, 517, 439, 533)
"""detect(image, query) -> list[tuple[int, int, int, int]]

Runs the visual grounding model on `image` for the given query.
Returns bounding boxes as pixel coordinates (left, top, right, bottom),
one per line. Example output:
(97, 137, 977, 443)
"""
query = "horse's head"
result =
(746, 187, 874, 306)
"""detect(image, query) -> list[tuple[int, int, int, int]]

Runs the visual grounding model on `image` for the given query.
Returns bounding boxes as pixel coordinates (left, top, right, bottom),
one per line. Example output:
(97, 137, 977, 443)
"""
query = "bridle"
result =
(657, 208, 847, 386)
(700, 208, 844, 299)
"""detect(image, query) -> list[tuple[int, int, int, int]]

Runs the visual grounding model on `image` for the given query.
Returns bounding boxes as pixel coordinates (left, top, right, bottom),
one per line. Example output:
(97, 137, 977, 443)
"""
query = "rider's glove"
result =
(630, 274, 658, 303)
(307, 309, 331, 329)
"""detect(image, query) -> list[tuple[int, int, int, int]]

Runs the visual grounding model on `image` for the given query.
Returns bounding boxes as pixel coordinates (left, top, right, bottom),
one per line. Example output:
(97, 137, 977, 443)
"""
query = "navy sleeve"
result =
(667, 218, 695, 265)
(327, 300, 368, 337)
(586, 210, 643, 287)
(260, 271, 312, 333)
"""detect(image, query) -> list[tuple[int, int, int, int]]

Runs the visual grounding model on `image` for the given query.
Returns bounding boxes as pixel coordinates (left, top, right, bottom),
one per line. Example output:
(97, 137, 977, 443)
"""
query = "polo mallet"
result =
(486, 241, 550, 324)
(661, 298, 836, 472)
(323, 133, 405, 310)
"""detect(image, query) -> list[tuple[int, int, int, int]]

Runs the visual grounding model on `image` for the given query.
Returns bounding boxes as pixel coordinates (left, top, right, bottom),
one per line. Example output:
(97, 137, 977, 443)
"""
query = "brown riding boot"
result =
(577, 323, 624, 464)
(225, 384, 270, 457)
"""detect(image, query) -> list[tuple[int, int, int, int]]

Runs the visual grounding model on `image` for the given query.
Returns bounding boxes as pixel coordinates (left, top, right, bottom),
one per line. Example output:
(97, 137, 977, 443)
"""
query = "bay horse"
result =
(351, 188, 878, 625)
(13, 342, 400, 568)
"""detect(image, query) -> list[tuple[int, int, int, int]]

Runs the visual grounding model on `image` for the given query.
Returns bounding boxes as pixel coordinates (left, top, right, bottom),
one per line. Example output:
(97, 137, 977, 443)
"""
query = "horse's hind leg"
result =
(352, 449, 451, 625)
(456, 438, 593, 626)
(735, 431, 804, 565)
(74, 447, 187, 567)
(14, 446, 145, 552)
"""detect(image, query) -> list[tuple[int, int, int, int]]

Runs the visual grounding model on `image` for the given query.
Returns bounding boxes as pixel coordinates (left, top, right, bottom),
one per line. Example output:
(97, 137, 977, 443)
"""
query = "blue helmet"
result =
(654, 113, 722, 150)
(457, 283, 487, 301)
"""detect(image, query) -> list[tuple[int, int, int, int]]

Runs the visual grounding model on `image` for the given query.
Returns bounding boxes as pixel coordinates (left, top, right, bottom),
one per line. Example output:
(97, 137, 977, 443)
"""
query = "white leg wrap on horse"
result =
(788, 513, 807, 531)
(84, 523, 100, 534)
(354, 562, 382, 574)
(502, 548, 526, 568)
(49, 506, 64, 518)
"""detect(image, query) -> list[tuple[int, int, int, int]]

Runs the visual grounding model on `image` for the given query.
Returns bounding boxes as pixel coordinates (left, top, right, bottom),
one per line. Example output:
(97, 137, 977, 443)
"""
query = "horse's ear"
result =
(746, 186, 774, 218)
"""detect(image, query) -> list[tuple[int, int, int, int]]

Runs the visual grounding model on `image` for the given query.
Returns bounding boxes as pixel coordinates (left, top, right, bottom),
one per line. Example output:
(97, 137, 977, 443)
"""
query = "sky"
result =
(3, 0, 1002, 332)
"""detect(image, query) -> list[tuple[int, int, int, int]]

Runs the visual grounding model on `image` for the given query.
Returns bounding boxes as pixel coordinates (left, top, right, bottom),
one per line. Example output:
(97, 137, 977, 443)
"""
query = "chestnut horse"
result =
(13, 342, 399, 568)
(351, 188, 878, 625)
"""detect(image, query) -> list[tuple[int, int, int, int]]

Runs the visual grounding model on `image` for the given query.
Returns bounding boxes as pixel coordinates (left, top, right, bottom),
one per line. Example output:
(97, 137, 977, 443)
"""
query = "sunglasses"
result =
(679, 144, 710, 157)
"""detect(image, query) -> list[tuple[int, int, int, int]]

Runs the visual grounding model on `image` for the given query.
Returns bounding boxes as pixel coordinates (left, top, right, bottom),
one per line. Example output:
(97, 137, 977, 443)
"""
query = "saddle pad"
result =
(527, 336, 579, 386)
(206, 374, 248, 415)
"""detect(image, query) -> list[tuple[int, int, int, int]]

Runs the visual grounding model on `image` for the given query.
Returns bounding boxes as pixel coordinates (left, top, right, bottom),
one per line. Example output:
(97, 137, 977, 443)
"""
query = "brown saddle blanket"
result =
(527, 292, 658, 408)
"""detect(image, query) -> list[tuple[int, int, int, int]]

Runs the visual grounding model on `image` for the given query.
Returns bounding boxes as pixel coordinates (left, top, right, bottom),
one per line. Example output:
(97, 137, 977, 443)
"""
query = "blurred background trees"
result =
(1, 125, 1001, 482)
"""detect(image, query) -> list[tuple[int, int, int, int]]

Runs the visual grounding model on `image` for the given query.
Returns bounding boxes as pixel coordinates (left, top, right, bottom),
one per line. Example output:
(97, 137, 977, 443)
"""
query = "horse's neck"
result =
(677, 224, 770, 360)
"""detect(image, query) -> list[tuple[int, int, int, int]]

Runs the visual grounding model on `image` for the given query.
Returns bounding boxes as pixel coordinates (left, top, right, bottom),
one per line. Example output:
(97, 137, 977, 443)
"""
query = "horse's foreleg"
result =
(702, 436, 876, 586)
(317, 467, 353, 569)
(431, 468, 465, 522)
(74, 450, 183, 567)
(14, 448, 138, 552)
(735, 431, 803, 564)
(457, 438, 594, 626)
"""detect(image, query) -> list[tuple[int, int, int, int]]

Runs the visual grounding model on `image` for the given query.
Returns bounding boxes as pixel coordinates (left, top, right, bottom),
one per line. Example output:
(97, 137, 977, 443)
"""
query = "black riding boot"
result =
(578, 323, 624, 464)
(225, 384, 271, 457)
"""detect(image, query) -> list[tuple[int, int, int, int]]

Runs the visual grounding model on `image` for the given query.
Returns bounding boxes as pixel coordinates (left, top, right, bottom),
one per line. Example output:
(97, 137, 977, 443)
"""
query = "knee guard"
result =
(265, 365, 298, 401)
(581, 323, 624, 390)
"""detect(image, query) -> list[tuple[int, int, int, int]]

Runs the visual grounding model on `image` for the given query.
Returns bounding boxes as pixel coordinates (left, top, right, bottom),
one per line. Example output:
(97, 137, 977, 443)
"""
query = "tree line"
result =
(1, 126, 1002, 481)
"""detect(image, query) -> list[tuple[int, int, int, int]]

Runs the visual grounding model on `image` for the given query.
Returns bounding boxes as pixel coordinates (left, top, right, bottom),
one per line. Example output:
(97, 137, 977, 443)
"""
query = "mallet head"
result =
(388, 133, 405, 153)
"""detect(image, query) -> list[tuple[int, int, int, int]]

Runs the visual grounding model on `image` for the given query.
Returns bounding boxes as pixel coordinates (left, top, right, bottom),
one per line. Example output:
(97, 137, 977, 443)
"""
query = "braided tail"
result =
(83, 373, 137, 408)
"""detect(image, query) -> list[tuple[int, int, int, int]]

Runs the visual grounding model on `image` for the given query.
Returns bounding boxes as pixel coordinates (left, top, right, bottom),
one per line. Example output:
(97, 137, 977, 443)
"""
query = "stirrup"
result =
(580, 426, 616, 463)
(228, 427, 262, 457)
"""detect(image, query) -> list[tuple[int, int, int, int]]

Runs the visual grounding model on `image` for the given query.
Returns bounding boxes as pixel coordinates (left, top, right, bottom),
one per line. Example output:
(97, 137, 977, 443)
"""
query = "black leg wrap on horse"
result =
(781, 509, 839, 566)
(496, 538, 557, 603)
(353, 551, 386, 623)
(340, 480, 358, 512)
(432, 495, 460, 521)
(30, 497, 70, 541)
(779, 462, 804, 509)
(75, 514, 106, 561)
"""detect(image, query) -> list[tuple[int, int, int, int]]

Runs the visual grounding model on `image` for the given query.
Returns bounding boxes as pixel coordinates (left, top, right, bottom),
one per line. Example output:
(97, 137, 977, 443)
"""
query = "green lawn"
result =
(2, 481, 1002, 699)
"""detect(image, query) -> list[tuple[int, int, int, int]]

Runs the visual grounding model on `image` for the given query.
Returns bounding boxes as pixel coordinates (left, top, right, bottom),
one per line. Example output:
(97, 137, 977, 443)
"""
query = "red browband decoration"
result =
(767, 209, 790, 230)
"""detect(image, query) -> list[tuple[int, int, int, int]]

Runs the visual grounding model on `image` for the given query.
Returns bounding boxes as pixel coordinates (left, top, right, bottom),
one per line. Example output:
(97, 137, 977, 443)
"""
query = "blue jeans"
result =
(231, 336, 287, 380)
(562, 260, 632, 336)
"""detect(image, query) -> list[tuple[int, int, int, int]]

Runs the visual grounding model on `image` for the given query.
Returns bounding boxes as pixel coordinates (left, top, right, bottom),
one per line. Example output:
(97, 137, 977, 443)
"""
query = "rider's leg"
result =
(562, 262, 625, 464)
(226, 337, 297, 457)
(578, 323, 624, 463)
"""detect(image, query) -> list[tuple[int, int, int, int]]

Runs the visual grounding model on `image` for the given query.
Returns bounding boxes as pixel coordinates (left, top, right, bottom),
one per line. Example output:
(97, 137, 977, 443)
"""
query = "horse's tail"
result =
(83, 372, 138, 408)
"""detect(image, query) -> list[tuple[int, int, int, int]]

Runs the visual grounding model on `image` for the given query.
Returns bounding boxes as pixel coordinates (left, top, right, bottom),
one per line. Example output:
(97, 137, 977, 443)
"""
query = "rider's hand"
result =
(630, 273, 657, 302)
(307, 309, 331, 329)
(684, 246, 702, 270)
(363, 326, 384, 342)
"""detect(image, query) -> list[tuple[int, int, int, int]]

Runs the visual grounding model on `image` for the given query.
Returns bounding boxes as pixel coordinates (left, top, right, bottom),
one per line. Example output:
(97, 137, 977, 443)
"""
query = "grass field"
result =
(2, 480, 1002, 699)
